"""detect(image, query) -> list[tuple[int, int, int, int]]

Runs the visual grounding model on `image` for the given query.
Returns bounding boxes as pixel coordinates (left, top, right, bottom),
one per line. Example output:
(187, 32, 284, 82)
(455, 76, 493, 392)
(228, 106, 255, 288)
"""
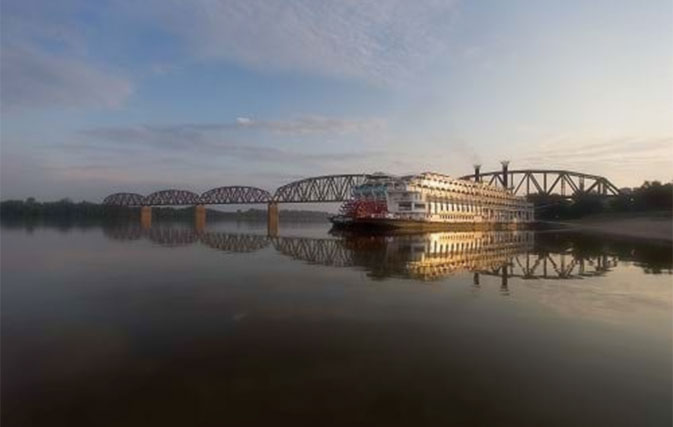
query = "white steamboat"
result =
(333, 170, 534, 230)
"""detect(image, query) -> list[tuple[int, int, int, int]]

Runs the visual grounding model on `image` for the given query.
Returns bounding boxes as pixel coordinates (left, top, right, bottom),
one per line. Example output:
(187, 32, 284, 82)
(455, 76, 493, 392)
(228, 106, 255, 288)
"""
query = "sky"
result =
(1, 0, 672, 202)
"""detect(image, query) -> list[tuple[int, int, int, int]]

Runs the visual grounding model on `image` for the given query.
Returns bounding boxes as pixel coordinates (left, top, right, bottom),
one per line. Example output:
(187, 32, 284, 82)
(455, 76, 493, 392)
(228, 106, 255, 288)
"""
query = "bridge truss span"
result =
(103, 192, 145, 206)
(200, 186, 271, 204)
(461, 169, 621, 198)
(272, 174, 369, 203)
(143, 189, 201, 206)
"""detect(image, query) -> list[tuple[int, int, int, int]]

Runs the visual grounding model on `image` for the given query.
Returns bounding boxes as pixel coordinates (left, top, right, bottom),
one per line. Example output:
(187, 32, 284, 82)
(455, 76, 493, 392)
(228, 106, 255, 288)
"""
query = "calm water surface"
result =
(2, 220, 672, 426)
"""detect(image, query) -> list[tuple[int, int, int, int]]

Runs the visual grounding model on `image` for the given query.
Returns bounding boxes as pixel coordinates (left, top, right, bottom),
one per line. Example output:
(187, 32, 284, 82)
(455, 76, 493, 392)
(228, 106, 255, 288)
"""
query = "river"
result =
(2, 220, 671, 426)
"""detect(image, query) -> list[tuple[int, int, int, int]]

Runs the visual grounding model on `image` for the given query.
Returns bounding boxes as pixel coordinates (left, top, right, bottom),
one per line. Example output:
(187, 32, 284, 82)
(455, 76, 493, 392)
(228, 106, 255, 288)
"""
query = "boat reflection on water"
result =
(102, 223, 649, 286)
(328, 230, 538, 285)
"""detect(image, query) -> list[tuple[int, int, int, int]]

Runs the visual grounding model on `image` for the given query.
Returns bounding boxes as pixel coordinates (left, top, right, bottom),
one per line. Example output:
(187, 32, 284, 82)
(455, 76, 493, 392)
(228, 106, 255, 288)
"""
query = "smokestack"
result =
(501, 160, 510, 189)
(474, 164, 481, 182)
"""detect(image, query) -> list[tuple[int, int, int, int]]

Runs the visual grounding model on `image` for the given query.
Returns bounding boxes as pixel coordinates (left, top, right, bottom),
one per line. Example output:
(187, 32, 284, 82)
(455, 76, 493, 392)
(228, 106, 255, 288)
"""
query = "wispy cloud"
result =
(65, 138, 382, 166)
(139, 0, 458, 84)
(1, 44, 132, 111)
(1, 1, 133, 111)
(80, 116, 386, 147)
(518, 134, 673, 185)
(521, 135, 672, 165)
(229, 116, 385, 135)
(53, 117, 389, 177)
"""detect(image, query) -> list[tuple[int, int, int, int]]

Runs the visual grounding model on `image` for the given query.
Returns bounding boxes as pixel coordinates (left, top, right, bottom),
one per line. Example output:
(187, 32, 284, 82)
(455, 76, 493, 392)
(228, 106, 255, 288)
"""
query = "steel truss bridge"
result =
(103, 169, 620, 206)
(460, 169, 621, 198)
(103, 175, 369, 206)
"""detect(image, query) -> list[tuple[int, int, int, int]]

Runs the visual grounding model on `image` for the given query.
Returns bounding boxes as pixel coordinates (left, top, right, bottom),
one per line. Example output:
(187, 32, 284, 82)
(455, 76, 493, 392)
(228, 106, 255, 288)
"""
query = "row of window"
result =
(398, 202, 425, 210)
(397, 201, 533, 218)
(422, 191, 532, 206)
(414, 177, 513, 199)
(391, 190, 530, 209)
(437, 215, 468, 220)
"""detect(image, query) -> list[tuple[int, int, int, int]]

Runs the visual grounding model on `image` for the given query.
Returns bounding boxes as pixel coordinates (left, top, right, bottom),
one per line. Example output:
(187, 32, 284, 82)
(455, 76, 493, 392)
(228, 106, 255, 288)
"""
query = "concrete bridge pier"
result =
(140, 206, 152, 229)
(267, 202, 279, 237)
(195, 204, 206, 232)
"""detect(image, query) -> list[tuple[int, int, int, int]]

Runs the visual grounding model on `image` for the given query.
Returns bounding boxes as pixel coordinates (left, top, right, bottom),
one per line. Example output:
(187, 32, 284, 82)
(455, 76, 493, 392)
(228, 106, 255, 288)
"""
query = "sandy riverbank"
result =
(546, 212, 672, 243)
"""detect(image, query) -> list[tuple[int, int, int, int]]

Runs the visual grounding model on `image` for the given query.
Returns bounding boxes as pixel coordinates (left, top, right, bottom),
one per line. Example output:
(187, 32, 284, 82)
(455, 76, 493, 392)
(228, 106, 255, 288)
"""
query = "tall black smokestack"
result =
(501, 160, 510, 189)
(474, 164, 481, 182)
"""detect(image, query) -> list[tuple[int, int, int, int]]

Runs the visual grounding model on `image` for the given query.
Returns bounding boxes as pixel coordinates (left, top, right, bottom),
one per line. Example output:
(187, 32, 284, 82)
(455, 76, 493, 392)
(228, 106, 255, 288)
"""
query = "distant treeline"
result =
(528, 181, 673, 220)
(0, 198, 330, 224)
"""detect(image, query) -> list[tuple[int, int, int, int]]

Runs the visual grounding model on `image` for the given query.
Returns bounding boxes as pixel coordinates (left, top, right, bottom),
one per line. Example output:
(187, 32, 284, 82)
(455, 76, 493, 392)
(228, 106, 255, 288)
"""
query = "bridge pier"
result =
(140, 206, 152, 229)
(195, 204, 206, 232)
(267, 202, 279, 237)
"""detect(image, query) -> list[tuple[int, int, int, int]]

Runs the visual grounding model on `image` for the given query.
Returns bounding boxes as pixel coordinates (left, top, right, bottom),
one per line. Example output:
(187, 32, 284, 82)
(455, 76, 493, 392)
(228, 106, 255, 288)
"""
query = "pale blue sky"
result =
(1, 0, 671, 201)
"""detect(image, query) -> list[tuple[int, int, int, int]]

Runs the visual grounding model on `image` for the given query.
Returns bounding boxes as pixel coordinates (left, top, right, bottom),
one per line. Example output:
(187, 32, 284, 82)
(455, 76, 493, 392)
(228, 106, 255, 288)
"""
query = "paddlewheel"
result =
(339, 199, 388, 219)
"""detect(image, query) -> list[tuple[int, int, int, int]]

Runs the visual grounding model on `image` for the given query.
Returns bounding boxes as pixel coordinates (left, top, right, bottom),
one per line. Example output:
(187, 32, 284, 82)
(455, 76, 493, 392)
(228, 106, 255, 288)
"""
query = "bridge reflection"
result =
(103, 224, 624, 284)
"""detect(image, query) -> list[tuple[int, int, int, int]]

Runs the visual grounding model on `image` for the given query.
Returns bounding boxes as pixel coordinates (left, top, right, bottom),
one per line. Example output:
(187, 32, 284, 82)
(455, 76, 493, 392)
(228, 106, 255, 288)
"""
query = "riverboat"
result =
(330, 172, 534, 230)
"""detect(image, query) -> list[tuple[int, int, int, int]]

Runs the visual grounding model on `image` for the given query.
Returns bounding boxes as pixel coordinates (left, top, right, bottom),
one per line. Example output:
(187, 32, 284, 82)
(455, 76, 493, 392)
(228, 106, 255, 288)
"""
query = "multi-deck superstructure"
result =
(333, 172, 534, 229)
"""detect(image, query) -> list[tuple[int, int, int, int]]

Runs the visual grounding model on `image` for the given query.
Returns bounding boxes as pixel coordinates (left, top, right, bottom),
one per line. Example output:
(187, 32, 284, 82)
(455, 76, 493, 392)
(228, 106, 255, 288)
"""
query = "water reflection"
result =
(99, 223, 663, 284)
(3, 221, 671, 426)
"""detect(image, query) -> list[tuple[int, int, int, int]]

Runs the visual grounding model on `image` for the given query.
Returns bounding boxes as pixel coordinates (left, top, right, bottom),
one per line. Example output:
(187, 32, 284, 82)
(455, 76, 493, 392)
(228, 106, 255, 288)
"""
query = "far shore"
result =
(543, 211, 672, 244)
